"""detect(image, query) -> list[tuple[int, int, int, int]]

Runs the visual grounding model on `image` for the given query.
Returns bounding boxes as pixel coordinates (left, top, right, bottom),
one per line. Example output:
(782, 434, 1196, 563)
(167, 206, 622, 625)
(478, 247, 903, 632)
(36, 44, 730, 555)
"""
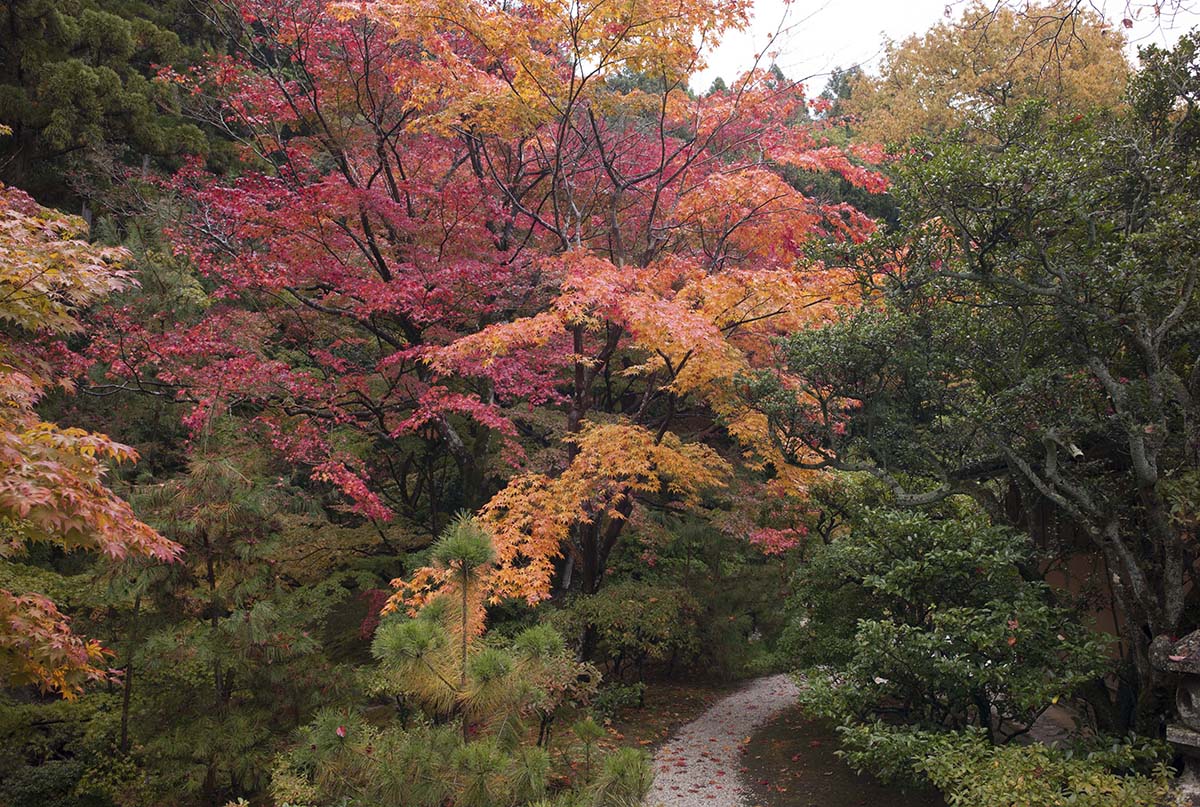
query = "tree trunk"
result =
(119, 595, 141, 753)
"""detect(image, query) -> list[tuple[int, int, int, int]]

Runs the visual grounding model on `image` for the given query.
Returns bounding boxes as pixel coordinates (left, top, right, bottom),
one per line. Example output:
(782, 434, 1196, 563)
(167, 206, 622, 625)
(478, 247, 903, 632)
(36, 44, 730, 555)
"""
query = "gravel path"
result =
(645, 674, 801, 806)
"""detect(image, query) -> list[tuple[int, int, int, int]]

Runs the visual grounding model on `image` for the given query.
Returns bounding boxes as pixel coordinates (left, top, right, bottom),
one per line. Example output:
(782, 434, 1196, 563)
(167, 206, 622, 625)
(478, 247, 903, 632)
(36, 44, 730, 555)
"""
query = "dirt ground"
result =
(743, 706, 944, 807)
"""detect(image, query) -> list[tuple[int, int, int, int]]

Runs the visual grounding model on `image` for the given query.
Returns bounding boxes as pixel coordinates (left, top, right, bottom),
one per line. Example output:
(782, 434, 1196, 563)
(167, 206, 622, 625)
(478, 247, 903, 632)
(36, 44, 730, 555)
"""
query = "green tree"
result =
(120, 450, 371, 803)
(818, 65, 861, 119)
(372, 517, 597, 741)
(0, 0, 210, 205)
(275, 519, 614, 807)
(752, 32, 1200, 729)
(784, 494, 1104, 742)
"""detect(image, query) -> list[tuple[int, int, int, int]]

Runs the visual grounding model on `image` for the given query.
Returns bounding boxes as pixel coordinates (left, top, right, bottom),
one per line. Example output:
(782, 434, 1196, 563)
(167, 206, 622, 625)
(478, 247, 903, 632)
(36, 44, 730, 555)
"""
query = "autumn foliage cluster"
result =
(0, 180, 178, 696)
(0, 0, 887, 798)
(97, 0, 885, 610)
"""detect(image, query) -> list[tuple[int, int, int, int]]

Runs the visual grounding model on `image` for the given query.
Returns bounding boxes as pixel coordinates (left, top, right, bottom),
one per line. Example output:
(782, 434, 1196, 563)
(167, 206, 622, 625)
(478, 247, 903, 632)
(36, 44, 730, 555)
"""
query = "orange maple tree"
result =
(0, 179, 179, 696)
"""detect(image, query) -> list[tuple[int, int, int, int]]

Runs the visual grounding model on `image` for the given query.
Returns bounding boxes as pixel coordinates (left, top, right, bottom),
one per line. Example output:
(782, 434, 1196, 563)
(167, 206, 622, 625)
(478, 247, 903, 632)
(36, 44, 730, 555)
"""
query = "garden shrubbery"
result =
(556, 515, 796, 687)
(837, 723, 1175, 807)
(784, 502, 1105, 739)
(778, 481, 1177, 804)
(271, 518, 648, 807)
(551, 581, 702, 682)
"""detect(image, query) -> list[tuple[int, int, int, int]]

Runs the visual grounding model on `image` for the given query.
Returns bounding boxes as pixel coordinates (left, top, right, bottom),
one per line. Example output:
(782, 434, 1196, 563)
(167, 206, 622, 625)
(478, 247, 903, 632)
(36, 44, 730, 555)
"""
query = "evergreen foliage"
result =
(0, 0, 213, 205)
(783, 488, 1105, 740)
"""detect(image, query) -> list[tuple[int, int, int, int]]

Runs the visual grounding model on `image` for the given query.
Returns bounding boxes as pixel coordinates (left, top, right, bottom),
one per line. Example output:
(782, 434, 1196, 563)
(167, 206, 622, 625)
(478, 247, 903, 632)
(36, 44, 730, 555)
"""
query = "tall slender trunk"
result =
(202, 530, 226, 712)
(460, 565, 470, 740)
(119, 594, 141, 754)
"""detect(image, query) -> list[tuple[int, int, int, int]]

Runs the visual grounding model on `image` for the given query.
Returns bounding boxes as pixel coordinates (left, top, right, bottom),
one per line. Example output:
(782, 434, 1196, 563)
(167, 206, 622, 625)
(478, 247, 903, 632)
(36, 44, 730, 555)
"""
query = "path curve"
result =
(645, 674, 801, 806)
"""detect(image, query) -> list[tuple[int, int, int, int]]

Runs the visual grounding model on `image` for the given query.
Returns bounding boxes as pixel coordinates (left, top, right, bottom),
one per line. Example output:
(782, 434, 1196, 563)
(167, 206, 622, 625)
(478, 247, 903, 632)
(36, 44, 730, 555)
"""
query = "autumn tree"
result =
(354, 0, 886, 601)
(844, 0, 1129, 143)
(2, 190, 400, 803)
(0, 172, 178, 697)
(103, 0, 886, 610)
(363, 0, 887, 599)
(104, 0, 531, 538)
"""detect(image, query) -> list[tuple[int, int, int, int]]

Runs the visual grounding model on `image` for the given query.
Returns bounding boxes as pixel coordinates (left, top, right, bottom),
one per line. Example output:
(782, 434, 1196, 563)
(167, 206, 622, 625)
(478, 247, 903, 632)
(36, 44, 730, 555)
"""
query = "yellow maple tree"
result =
(845, 0, 1129, 143)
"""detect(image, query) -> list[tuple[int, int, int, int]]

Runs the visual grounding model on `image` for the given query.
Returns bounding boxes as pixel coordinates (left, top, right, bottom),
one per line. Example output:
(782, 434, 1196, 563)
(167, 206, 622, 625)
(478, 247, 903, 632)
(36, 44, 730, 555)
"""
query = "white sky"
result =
(692, 0, 1200, 93)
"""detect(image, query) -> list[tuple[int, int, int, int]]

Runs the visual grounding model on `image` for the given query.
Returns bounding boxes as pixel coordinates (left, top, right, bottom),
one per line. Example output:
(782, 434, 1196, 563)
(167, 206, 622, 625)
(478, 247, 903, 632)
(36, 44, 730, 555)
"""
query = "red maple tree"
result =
(103, 0, 885, 607)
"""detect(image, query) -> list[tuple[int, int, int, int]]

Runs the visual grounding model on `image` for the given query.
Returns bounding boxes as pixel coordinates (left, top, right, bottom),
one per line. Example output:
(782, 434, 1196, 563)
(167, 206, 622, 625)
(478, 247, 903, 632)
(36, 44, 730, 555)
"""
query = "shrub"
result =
(552, 582, 700, 680)
(281, 520, 610, 806)
(372, 520, 596, 736)
(603, 516, 798, 680)
(571, 717, 606, 781)
(590, 683, 645, 720)
(784, 505, 1106, 739)
(276, 706, 657, 807)
(0, 759, 89, 807)
(588, 748, 653, 807)
(275, 710, 534, 807)
(837, 723, 1176, 807)
(512, 625, 600, 747)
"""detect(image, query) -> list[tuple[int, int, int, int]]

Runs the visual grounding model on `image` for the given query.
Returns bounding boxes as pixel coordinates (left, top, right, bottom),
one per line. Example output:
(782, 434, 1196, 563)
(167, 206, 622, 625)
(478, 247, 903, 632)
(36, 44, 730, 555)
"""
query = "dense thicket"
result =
(754, 29, 1200, 727)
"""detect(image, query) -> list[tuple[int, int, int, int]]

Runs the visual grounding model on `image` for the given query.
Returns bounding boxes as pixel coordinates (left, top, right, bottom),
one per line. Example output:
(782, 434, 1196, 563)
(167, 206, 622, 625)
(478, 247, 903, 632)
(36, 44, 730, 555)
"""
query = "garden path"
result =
(644, 674, 800, 807)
